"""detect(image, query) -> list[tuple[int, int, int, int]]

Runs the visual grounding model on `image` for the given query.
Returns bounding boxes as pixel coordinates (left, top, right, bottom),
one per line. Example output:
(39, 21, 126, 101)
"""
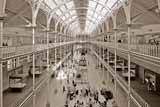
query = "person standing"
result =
(63, 85, 65, 93)
(147, 78, 152, 91)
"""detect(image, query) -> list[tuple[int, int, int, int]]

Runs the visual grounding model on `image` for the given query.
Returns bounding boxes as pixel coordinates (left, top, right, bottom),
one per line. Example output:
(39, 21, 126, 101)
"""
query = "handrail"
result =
(90, 48, 150, 107)
(12, 52, 72, 107)
(17, 92, 33, 107)
(1, 41, 77, 60)
(130, 95, 142, 107)
(131, 88, 150, 107)
(90, 41, 160, 63)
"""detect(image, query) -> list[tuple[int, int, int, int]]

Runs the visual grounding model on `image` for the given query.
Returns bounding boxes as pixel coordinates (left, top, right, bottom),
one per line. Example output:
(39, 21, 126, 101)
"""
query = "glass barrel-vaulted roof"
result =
(42, 0, 122, 34)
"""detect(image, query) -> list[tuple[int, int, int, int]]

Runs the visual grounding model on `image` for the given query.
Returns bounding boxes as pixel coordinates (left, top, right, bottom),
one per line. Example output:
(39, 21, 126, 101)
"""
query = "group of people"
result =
(146, 77, 155, 92)
(63, 80, 109, 107)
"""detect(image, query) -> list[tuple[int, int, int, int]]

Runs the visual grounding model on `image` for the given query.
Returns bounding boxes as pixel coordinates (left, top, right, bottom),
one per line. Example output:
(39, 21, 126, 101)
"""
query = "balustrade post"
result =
(17, 57, 20, 66)
(0, 16, 4, 107)
(99, 44, 101, 69)
(158, 45, 159, 57)
(55, 34, 57, 64)
(107, 34, 110, 88)
(114, 28, 118, 101)
(107, 34, 109, 64)
(60, 34, 62, 82)
(145, 44, 147, 55)
(102, 35, 105, 83)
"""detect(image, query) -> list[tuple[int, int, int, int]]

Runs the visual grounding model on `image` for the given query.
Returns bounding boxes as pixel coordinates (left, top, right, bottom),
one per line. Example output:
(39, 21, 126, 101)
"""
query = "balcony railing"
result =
(1, 41, 77, 59)
(91, 48, 150, 107)
(117, 43, 160, 58)
(91, 41, 160, 58)
(2, 45, 33, 58)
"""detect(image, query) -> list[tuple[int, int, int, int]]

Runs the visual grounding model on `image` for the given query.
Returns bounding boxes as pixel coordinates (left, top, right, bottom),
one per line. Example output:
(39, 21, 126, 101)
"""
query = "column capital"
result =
(127, 23, 132, 27)
(44, 28, 50, 32)
(106, 31, 111, 34)
(0, 17, 5, 21)
(0, 13, 7, 20)
(113, 28, 118, 31)
(27, 24, 36, 28)
(31, 24, 37, 28)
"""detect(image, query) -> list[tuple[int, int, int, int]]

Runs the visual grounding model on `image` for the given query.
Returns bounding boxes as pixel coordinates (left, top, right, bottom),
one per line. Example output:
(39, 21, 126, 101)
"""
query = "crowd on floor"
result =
(62, 80, 115, 107)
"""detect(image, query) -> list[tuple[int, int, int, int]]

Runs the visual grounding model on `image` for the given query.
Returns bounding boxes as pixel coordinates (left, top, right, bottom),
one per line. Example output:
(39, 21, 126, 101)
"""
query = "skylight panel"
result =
(44, 0, 56, 9)
(86, 20, 91, 25)
(94, 13, 98, 18)
(99, 0, 107, 4)
(70, 10, 76, 15)
(41, 3, 51, 12)
(72, 16, 77, 20)
(69, 18, 72, 22)
(101, 8, 107, 15)
(97, 16, 102, 20)
(94, 19, 98, 24)
(65, 13, 70, 18)
(70, 11, 73, 15)
(56, 10, 62, 16)
(66, 1, 74, 9)
(87, 15, 92, 20)
(55, 0, 63, 4)
(60, 5, 67, 12)
(62, 16, 66, 20)
(87, 13, 93, 17)
(92, 18, 96, 22)
(87, 10, 94, 15)
(96, 4, 102, 12)
(107, 0, 118, 8)
(89, 1, 97, 8)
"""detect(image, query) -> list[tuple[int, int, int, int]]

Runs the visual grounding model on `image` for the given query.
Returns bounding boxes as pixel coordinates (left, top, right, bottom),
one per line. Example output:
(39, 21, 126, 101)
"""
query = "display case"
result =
(29, 66, 42, 77)
(9, 65, 27, 91)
